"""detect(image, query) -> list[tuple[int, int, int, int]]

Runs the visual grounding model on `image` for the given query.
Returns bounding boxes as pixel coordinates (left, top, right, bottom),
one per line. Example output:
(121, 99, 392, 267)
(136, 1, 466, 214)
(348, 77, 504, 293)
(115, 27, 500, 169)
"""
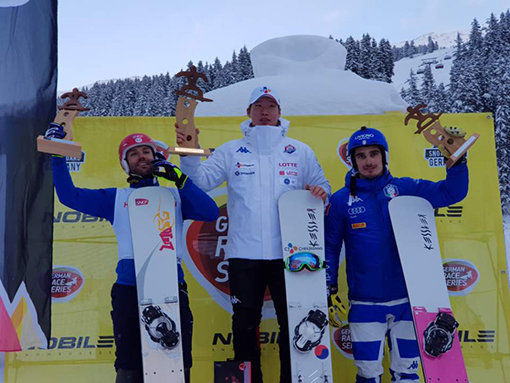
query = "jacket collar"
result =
(241, 118, 290, 154)
(345, 169, 393, 192)
(129, 176, 159, 189)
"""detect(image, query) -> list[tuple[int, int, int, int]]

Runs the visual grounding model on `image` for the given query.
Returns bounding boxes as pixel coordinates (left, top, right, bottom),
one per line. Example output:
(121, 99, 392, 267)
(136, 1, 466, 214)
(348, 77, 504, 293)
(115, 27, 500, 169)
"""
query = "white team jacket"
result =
(180, 118, 330, 261)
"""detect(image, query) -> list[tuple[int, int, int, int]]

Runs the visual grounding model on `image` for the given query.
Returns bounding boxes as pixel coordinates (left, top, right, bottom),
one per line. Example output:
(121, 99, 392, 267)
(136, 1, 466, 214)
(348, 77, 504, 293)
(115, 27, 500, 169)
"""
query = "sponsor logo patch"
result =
(135, 198, 149, 206)
(52, 266, 85, 302)
(443, 259, 480, 295)
(281, 177, 297, 186)
(351, 222, 366, 229)
(348, 206, 366, 216)
(235, 162, 254, 168)
(236, 146, 251, 154)
(383, 184, 399, 198)
(284, 144, 296, 154)
(347, 195, 363, 206)
(278, 162, 298, 168)
(235, 170, 255, 176)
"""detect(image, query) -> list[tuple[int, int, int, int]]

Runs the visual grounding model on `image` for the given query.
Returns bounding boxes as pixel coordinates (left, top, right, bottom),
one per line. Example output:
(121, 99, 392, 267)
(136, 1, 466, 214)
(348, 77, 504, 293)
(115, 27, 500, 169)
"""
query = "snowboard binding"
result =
(423, 311, 459, 357)
(293, 309, 328, 352)
(142, 305, 180, 349)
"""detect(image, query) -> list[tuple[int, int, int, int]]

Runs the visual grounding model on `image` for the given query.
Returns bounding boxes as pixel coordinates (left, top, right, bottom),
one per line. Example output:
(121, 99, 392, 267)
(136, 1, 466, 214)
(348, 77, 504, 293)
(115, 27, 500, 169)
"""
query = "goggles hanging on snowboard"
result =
(285, 252, 324, 272)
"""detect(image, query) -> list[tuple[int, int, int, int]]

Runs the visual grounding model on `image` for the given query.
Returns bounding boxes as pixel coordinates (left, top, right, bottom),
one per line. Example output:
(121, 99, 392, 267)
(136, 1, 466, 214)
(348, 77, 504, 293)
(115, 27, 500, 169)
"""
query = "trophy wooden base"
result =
(37, 136, 82, 158)
(168, 146, 213, 156)
(445, 133, 479, 168)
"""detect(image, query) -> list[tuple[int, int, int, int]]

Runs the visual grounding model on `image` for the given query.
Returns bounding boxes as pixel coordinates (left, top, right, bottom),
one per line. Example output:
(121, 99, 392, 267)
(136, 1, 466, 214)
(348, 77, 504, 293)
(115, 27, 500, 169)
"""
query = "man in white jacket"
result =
(177, 86, 330, 383)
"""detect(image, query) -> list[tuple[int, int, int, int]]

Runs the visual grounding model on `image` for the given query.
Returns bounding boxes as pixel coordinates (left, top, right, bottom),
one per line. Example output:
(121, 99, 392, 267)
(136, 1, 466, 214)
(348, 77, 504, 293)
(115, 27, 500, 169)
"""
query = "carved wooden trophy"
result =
(404, 104, 479, 168)
(37, 88, 89, 158)
(170, 65, 213, 156)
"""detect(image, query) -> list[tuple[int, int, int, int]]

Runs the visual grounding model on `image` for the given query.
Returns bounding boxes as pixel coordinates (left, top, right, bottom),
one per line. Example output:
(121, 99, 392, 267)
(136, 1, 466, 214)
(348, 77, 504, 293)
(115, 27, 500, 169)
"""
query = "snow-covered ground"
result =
(392, 47, 455, 92)
(196, 35, 407, 116)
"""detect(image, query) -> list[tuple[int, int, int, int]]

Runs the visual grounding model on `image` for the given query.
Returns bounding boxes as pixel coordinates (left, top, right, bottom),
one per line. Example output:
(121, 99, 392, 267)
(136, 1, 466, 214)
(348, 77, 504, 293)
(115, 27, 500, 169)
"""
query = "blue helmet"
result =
(348, 127, 389, 170)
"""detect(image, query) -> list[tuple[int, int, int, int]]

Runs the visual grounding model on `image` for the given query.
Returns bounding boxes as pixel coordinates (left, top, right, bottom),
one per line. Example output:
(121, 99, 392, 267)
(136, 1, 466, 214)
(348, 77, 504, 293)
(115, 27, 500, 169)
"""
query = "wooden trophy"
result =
(170, 65, 213, 156)
(404, 104, 479, 168)
(37, 88, 89, 158)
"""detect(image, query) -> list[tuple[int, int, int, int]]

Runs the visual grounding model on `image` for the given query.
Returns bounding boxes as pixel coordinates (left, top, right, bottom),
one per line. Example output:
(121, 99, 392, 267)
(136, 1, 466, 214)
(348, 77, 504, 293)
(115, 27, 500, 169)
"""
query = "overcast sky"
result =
(58, 0, 509, 90)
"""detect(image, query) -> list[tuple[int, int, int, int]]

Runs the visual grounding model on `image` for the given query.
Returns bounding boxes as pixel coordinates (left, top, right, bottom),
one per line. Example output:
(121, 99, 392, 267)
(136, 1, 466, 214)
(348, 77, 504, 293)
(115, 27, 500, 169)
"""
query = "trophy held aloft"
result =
(404, 104, 479, 168)
(37, 88, 88, 158)
(170, 65, 213, 156)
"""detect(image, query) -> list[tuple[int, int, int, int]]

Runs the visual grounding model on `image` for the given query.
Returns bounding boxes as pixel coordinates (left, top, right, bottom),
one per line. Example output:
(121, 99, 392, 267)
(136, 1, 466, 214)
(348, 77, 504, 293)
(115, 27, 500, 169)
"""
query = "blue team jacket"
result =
(52, 156, 219, 286)
(325, 163, 468, 302)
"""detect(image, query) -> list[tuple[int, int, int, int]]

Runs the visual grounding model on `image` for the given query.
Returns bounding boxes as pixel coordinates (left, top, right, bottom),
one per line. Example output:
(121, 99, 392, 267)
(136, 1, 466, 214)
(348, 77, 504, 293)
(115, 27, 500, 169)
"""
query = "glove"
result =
(327, 285, 348, 328)
(44, 122, 66, 139)
(151, 158, 188, 189)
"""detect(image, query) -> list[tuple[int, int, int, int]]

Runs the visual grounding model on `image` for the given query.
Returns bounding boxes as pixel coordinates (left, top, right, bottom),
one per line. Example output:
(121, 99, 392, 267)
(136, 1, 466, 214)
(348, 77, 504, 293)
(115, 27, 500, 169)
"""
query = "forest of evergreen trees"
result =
(73, 46, 254, 117)
(66, 9, 510, 212)
(398, 11, 510, 213)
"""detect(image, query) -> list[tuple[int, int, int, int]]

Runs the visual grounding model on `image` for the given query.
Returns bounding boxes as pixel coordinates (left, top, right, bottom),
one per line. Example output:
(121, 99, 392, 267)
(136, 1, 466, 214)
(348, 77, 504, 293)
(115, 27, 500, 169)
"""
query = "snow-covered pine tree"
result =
(211, 57, 225, 89)
(359, 34, 373, 79)
(238, 46, 254, 81)
(420, 65, 437, 111)
(379, 38, 394, 83)
(427, 36, 435, 53)
(133, 76, 152, 116)
(434, 83, 450, 112)
(230, 51, 239, 84)
(466, 18, 489, 112)
(495, 105, 510, 215)
(449, 33, 471, 113)
(401, 69, 422, 107)
(344, 36, 360, 75)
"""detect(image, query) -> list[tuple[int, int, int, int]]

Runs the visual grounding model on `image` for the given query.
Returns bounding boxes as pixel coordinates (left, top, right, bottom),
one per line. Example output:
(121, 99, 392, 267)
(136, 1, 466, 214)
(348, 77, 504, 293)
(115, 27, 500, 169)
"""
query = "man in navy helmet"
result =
(325, 126, 468, 382)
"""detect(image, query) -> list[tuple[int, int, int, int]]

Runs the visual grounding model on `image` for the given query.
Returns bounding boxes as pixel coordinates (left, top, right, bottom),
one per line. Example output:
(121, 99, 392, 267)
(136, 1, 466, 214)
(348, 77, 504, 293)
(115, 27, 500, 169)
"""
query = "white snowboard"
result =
(128, 187, 184, 382)
(278, 190, 333, 383)
(389, 196, 468, 382)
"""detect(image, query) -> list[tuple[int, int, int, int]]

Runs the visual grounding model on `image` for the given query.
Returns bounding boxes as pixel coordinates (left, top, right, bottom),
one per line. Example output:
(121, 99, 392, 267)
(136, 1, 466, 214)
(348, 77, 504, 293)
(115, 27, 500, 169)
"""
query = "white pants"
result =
(348, 298, 420, 383)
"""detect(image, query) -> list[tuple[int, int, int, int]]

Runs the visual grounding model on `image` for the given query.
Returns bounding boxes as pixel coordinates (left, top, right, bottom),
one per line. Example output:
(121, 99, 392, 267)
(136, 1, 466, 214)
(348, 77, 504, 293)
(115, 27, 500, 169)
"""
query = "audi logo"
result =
(348, 206, 366, 215)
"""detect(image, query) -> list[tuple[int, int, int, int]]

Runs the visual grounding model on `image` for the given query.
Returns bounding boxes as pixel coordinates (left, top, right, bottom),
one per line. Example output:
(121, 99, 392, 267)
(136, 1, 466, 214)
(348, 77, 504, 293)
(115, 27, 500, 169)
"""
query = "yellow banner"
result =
(2, 113, 509, 382)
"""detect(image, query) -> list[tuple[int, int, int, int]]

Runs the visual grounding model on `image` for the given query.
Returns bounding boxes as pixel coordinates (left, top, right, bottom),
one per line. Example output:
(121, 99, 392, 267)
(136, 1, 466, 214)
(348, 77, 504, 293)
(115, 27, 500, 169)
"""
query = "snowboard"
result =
(278, 190, 333, 383)
(128, 187, 184, 382)
(389, 196, 468, 382)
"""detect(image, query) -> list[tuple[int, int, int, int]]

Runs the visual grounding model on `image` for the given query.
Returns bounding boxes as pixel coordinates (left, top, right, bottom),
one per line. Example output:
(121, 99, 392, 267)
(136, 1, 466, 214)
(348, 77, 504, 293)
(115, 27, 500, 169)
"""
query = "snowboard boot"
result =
(115, 369, 143, 383)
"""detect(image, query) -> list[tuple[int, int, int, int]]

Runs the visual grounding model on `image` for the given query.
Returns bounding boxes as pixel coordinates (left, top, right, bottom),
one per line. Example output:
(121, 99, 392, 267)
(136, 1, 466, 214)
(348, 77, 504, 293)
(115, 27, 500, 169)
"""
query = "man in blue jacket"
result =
(325, 126, 468, 383)
(46, 127, 219, 383)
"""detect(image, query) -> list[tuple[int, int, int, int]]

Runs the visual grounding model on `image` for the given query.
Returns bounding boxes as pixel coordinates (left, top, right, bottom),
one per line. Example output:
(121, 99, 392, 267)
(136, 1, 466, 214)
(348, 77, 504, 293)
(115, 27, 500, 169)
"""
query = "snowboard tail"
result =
(389, 196, 468, 382)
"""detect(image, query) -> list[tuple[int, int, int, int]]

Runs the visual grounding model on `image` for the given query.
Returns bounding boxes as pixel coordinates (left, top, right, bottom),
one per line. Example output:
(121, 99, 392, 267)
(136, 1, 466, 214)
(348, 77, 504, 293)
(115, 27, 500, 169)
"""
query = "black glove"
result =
(151, 158, 188, 189)
(45, 122, 66, 139)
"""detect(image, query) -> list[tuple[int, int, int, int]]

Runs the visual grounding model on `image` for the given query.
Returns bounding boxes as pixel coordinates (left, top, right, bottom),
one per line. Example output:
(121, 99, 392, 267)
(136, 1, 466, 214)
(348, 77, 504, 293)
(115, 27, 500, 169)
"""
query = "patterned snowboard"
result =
(389, 196, 468, 382)
(279, 190, 333, 383)
(128, 187, 184, 382)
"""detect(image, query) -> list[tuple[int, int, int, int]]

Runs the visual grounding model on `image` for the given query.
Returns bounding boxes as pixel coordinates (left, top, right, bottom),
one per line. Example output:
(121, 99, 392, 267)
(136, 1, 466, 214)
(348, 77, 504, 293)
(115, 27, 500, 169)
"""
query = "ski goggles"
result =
(285, 252, 324, 272)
